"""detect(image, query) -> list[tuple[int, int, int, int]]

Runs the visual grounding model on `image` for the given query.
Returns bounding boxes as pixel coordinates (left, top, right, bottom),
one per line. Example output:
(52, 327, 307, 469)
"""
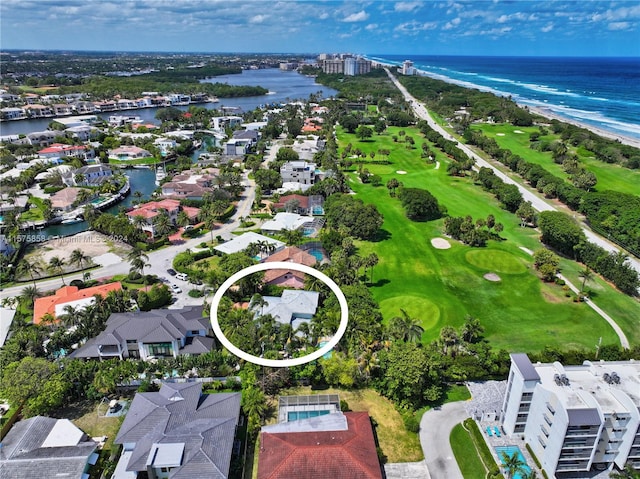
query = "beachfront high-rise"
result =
(319, 54, 371, 76)
(501, 354, 640, 475)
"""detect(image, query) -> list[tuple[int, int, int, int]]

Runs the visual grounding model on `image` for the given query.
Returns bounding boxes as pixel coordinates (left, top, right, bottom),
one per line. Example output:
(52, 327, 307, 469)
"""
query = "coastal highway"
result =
(385, 68, 640, 278)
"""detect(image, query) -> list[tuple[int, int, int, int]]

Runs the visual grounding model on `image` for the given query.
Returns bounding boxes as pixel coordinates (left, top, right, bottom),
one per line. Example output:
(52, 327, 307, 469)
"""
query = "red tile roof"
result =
(263, 247, 317, 284)
(38, 143, 87, 154)
(273, 194, 309, 211)
(33, 282, 123, 324)
(257, 412, 382, 479)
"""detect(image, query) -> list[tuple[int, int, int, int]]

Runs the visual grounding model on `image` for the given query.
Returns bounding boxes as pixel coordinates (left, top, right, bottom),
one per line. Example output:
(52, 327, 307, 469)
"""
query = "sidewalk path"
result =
(420, 402, 468, 479)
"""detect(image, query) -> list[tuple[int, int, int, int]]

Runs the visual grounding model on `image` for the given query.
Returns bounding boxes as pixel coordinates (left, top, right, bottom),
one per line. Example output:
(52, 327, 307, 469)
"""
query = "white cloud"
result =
(343, 10, 369, 22)
(365, 23, 378, 31)
(442, 17, 461, 30)
(394, 2, 421, 12)
(396, 20, 437, 34)
(497, 14, 509, 24)
(608, 21, 631, 31)
(541, 23, 554, 33)
(249, 14, 267, 24)
(319, 12, 329, 20)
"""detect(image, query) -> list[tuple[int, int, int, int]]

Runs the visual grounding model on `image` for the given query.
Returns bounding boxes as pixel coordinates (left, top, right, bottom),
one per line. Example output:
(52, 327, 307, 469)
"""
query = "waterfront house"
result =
(113, 383, 241, 479)
(262, 246, 317, 289)
(272, 194, 324, 215)
(33, 282, 124, 325)
(52, 114, 99, 127)
(1, 107, 27, 120)
(160, 167, 219, 200)
(67, 164, 113, 186)
(108, 145, 152, 161)
(23, 93, 41, 104)
(109, 114, 142, 127)
(210, 115, 243, 131)
(214, 231, 285, 256)
(50, 186, 95, 211)
(92, 100, 117, 112)
(65, 125, 97, 141)
(71, 100, 97, 114)
(38, 143, 95, 160)
(0, 194, 29, 214)
(154, 137, 177, 156)
(0, 416, 98, 479)
(126, 199, 199, 238)
(24, 104, 54, 118)
(53, 103, 74, 116)
(70, 306, 214, 360)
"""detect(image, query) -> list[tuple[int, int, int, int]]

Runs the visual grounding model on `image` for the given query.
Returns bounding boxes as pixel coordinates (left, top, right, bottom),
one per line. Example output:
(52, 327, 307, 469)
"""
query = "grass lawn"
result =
(450, 423, 487, 479)
(59, 400, 124, 452)
(278, 386, 423, 463)
(337, 125, 637, 351)
(108, 157, 162, 166)
(471, 123, 640, 196)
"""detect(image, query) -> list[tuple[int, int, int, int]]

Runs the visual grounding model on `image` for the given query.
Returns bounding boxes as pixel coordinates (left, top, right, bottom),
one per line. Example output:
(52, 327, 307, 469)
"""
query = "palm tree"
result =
(250, 293, 269, 316)
(501, 451, 526, 479)
(365, 252, 379, 284)
(152, 209, 173, 238)
(75, 188, 93, 206)
(48, 256, 67, 285)
(176, 210, 190, 228)
(439, 326, 460, 356)
(282, 228, 303, 246)
(17, 258, 43, 288)
(127, 247, 149, 277)
(20, 285, 41, 308)
(131, 213, 148, 232)
(242, 387, 267, 431)
(460, 315, 484, 343)
(133, 190, 143, 203)
(41, 198, 54, 221)
(83, 204, 97, 223)
(70, 248, 90, 271)
(578, 266, 594, 294)
(610, 465, 640, 479)
(520, 471, 538, 479)
(389, 309, 424, 343)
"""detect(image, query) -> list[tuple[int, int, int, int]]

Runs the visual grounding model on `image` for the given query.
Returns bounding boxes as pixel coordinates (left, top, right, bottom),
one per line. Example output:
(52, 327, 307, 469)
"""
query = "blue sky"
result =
(1, 0, 639, 56)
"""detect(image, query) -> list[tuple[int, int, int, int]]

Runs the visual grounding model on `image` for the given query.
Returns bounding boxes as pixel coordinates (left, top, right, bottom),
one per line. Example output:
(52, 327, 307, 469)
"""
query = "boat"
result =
(133, 164, 151, 169)
(207, 96, 219, 103)
(61, 217, 83, 224)
(155, 166, 167, 186)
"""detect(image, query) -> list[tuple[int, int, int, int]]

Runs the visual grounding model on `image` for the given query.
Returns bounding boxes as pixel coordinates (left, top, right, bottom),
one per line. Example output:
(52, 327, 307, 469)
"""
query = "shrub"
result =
(340, 399, 350, 412)
(69, 279, 85, 288)
(188, 289, 204, 298)
(402, 412, 421, 433)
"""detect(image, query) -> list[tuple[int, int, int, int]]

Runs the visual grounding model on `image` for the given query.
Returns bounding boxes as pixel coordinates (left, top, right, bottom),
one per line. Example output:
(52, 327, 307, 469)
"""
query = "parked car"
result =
(170, 284, 182, 294)
(176, 272, 188, 281)
(167, 268, 177, 276)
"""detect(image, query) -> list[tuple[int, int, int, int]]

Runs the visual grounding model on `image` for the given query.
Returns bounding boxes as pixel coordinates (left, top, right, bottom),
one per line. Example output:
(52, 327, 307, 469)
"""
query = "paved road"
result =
(385, 68, 640, 279)
(1, 172, 257, 304)
(420, 402, 469, 479)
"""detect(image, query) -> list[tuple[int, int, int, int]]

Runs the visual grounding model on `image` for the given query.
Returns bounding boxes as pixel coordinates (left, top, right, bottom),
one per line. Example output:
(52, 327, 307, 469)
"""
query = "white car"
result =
(170, 284, 182, 294)
(176, 272, 188, 281)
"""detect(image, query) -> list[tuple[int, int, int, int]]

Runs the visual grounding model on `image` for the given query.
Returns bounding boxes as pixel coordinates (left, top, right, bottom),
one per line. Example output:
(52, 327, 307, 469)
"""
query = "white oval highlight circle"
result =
(210, 261, 349, 367)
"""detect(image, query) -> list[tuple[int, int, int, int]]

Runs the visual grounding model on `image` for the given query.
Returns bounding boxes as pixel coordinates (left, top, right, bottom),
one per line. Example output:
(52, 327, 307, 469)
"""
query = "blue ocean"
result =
(369, 55, 640, 142)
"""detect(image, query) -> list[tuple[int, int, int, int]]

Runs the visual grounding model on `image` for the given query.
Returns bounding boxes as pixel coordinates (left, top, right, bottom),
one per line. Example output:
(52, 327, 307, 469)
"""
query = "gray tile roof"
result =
(114, 383, 241, 479)
(0, 416, 97, 479)
(70, 306, 213, 359)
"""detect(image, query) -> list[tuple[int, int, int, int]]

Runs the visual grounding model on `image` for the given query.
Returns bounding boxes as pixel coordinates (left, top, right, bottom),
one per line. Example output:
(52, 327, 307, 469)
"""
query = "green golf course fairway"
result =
(339, 125, 626, 351)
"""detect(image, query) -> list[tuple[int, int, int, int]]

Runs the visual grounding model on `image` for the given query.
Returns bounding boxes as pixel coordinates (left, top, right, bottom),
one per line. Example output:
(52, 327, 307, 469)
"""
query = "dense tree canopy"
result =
(324, 194, 383, 240)
(397, 187, 447, 221)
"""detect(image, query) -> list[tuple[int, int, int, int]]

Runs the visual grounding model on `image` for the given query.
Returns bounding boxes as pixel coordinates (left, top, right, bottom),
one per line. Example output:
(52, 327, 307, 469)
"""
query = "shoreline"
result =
(371, 58, 640, 151)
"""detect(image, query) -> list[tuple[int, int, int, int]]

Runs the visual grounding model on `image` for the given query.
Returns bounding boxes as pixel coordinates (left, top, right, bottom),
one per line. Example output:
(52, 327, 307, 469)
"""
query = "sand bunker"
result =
(431, 238, 451, 249)
(484, 273, 501, 282)
(514, 130, 524, 134)
(434, 161, 440, 170)
(396, 170, 407, 174)
(496, 133, 505, 136)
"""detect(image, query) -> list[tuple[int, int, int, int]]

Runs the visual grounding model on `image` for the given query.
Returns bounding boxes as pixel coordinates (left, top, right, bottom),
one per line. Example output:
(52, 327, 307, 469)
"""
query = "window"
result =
(147, 342, 173, 357)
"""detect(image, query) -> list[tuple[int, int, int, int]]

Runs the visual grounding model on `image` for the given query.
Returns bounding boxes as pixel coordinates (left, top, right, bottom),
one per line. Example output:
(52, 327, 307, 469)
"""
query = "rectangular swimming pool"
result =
(287, 410, 330, 421)
(495, 446, 531, 479)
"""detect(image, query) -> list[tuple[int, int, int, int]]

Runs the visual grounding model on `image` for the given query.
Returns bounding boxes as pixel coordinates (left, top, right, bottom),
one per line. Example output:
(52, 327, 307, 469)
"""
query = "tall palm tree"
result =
(578, 266, 594, 293)
(439, 326, 460, 356)
(501, 451, 526, 479)
(389, 309, 424, 343)
(131, 213, 148, 232)
(70, 248, 90, 271)
(176, 210, 190, 228)
(365, 252, 379, 284)
(153, 209, 173, 238)
(20, 285, 41, 308)
(17, 258, 43, 288)
(250, 293, 269, 316)
(127, 247, 149, 278)
(241, 387, 267, 431)
(48, 256, 67, 285)
(460, 315, 484, 343)
(75, 188, 93, 206)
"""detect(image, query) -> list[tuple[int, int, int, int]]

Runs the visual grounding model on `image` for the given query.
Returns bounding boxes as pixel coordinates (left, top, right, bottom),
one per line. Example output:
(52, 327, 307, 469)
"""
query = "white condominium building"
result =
(501, 353, 640, 476)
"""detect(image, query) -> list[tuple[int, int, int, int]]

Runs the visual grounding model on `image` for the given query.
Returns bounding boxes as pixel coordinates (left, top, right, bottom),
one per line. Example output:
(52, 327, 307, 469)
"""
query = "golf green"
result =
(465, 250, 528, 274)
(378, 296, 441, 331)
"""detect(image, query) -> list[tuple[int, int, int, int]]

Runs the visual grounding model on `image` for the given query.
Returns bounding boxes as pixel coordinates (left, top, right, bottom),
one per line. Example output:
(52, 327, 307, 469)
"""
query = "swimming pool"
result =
(307, 247, 325, 262)
(495, 446, 531, 479)
(303, 227, 315, 236)
(288, 410, 330, 421)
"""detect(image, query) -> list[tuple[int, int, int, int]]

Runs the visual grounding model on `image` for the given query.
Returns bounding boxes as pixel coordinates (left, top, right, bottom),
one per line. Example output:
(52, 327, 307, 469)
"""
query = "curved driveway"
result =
(386, 68, 640, 279)
(420, 402, 469, 479)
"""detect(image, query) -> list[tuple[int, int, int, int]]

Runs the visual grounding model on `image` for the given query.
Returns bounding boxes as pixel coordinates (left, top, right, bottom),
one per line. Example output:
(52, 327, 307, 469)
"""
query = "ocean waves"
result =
(374, 55, 640, 142)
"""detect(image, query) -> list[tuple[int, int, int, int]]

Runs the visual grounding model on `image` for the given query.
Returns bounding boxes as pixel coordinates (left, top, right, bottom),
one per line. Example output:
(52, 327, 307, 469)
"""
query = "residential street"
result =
(386, 69, 640, 278)
(419, 402, 468, 479)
